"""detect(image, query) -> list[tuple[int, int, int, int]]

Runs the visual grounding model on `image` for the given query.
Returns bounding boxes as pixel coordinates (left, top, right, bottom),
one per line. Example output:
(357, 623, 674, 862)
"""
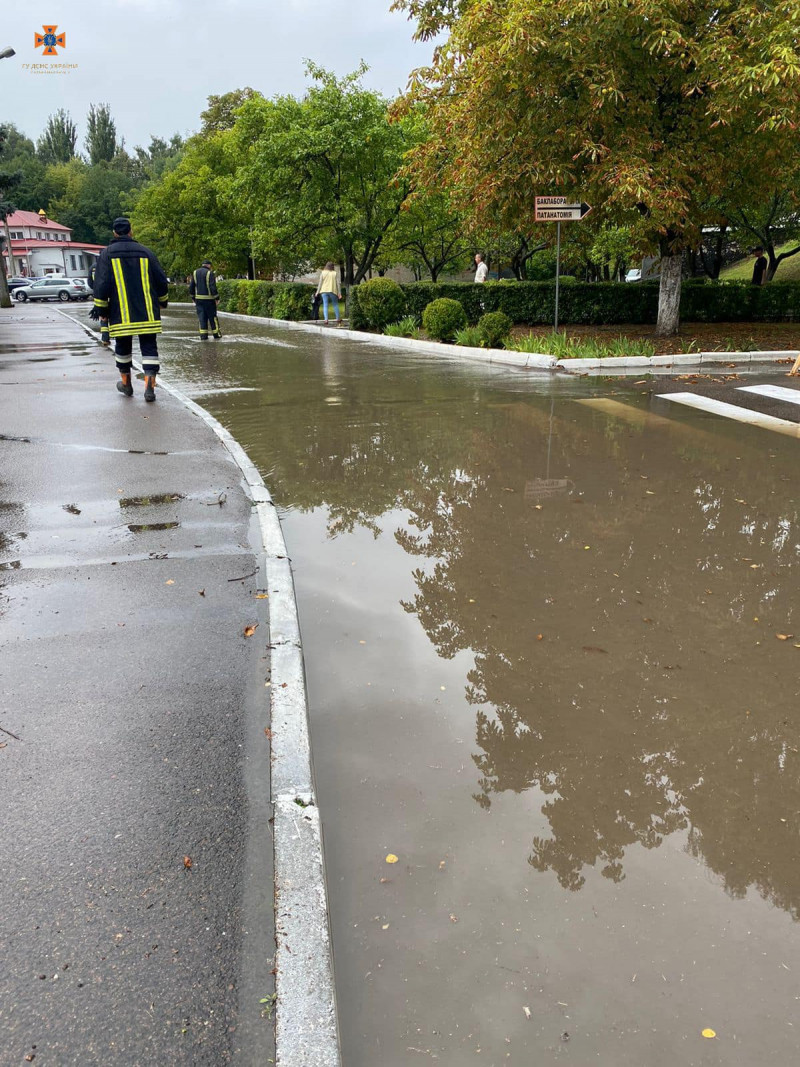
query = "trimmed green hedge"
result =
(214, 279, 317, 321)
(350, 279, 800, 327)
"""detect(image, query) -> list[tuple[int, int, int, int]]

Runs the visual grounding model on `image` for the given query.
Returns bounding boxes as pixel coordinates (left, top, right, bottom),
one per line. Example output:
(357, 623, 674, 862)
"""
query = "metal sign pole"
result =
(554, 221, 561, 333)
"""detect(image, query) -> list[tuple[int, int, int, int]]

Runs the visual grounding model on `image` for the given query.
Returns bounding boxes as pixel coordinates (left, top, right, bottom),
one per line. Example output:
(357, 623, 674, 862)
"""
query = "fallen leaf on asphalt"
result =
(198, 589, 205, 597)
(62, 504, 81, 515)
(701, 1028, 716, 1039)
(255, 593, 269, 599)
(244, 624, 258, 638)
(264, 728, 273, 740)
(534, 504, 543, 510)
(523, 1007, 531, 1020)
(183, 856, 193, 869)
(537, 634, 544, 641)
(439, 861, 446, 869)
(385, 854, 399, 864)
(449, 914, 458, 923)
(165, 579, 175, 585)
(750, 564, 761, 569)
(645, 490, 655, 495)
(776, 634, 794, 641)
(0, 742, 7, 750)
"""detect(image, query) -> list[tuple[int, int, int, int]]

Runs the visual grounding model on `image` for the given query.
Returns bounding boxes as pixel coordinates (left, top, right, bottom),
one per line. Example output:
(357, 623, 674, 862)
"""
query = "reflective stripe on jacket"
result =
(189, 266, 218, 300)
(92, 236, 169, 338)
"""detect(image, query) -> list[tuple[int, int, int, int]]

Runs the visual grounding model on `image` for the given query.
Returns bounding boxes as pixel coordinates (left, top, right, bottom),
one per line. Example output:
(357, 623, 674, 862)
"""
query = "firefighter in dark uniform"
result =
(87, 258, 110, 347)
(91, 217, 169, 402)
(189, 259, 221, 339)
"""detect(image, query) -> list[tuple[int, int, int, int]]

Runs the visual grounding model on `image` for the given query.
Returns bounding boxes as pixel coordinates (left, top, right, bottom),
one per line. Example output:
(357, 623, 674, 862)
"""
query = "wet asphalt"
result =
(0, 306, 274, 1065)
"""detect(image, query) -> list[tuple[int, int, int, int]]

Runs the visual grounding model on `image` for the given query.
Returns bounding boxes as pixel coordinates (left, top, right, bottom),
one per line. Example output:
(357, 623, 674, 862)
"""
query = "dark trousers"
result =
(114, 334, 160, 375)
(195, 301, 221, 337)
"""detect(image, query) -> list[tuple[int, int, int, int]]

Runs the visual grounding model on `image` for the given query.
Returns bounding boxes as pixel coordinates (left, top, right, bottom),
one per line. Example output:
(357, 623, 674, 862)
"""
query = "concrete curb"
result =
(215, 309, 799, 378)
(217, 309, 559, 371)
(554, 349, 800, 374)
(55, 309, 342, 1067)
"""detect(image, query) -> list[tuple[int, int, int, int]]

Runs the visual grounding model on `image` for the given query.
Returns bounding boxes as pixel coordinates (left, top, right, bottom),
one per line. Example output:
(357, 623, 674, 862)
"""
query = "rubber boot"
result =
(116, 371, 134, 397)
(143, 375, 156, 402)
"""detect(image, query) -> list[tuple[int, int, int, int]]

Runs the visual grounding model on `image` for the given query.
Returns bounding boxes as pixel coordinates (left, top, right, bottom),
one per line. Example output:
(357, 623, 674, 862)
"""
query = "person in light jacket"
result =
(315, 261, 342, 325)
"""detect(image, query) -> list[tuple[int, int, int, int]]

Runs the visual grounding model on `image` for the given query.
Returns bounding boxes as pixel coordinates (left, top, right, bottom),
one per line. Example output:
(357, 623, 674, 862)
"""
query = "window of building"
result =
(79, 254, 85, 269)
(70, 254, 77, 270)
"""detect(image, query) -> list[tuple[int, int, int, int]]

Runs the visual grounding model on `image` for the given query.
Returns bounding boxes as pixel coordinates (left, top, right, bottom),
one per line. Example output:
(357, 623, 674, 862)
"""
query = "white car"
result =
(14, 277, 91, 302)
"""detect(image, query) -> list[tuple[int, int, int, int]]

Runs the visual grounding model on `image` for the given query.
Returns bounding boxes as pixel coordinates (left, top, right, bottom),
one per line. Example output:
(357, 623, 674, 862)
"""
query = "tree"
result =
(200, 88, 257, 133)
(49, 160, 136, 245)
(129, 129, 251, 277)
(37, 109, 78, 165)
(385, 188, 468, 281)
(589, 225, 635, 283)
(0, 125, 21, 307)
(232, 64, 414, 284)
(394, 0, 800, 335)
(85, 103, 118, 165)
(130, 134, 185, 184)
(726, 190, 800, 282)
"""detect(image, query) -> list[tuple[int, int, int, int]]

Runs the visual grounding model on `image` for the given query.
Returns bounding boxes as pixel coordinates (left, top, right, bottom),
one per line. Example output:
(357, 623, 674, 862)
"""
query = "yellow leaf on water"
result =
(701, 1029, 716, 1039)
(385, 854, 399, 864)
(381, 923, 390, 930)
(776, 634, 794, 641)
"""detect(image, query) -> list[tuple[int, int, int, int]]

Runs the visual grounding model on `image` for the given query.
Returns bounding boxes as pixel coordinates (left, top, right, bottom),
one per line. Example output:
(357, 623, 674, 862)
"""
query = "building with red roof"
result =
(3, 209, 104, 280)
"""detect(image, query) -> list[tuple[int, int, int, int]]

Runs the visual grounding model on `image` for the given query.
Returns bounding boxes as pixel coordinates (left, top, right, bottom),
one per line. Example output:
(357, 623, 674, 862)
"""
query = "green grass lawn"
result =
(721, 242, 800, 281)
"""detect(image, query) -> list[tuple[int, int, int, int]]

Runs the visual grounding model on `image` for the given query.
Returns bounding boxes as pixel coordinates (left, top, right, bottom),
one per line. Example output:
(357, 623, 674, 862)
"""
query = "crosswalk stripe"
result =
(738, 384, 800, 406)
(657, 391, 800, 439)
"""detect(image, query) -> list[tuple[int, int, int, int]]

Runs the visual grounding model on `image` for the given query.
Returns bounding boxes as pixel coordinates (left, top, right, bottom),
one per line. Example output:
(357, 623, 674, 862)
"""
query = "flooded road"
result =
(157, 309, 800, 1065)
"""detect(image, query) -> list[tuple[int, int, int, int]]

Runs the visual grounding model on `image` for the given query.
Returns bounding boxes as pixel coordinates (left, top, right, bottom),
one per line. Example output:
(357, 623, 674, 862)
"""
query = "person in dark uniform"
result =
(87, 258, 110, 346)
(91, 218, 169, 402)
(189, 259, 221, 340)
(751, 247, 768, 286)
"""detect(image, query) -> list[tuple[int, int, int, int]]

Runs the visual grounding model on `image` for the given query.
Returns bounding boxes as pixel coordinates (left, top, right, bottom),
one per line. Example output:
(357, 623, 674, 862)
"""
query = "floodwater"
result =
(158, 309, 800, 1065)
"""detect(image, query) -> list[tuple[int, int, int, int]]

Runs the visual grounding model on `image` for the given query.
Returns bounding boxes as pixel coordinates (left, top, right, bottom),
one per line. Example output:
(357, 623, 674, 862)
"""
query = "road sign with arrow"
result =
(535, 197, 592, 222)
(535, 195, 593, 332)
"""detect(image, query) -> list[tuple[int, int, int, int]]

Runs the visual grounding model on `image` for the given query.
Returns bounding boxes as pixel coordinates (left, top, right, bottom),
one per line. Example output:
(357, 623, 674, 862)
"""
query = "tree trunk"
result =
(430, 265, 440, 282)
(656, 253, 683, 336)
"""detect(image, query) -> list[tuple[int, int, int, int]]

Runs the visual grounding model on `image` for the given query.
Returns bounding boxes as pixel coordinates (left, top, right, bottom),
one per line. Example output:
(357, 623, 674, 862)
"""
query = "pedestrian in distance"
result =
(90, 217, 169, 402)
(751, 247, 768, 286)
(189, 259, 221, 339)
(474, 253, 489, 284)
(315, 262, 342, 325)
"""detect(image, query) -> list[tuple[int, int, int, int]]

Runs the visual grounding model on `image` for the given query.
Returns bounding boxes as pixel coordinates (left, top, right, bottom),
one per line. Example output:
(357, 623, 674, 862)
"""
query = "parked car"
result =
(14, 277, 91, 302)
(625, 268, 642, 283)
(7, 275, 37, 291)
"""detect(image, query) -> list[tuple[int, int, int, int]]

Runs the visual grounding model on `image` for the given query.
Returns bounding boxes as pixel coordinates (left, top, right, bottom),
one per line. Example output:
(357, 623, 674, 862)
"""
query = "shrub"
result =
(356, 278, 406, 329)
(478, 310, 512, 348)
(167, 282, 190, 304)
(247, 282, 271, 318)
(509, 332, 656, 359)
(272, 284, 315, 321)
(216, 279, 237, 312)
(454, 326, 485, 348)
(384, 315, 419, 338)
(422, 298, 468, 342)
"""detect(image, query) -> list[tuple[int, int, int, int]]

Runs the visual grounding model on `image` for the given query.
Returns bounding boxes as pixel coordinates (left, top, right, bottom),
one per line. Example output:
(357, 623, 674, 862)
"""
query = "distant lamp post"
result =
(0, 47, 16, 60)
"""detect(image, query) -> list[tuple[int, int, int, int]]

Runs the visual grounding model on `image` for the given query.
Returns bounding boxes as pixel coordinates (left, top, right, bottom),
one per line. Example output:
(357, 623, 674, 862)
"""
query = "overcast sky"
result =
(3, 0, 434, 150)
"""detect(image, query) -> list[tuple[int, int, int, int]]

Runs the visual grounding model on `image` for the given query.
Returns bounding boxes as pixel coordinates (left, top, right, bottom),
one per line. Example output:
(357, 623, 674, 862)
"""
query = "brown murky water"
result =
(160, 309, 800, 1066)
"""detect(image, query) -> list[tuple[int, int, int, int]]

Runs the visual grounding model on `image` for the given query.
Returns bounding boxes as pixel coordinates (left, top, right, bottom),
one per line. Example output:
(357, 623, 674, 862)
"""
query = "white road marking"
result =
(657, 392, 800, 439)
(739, 384, 800, 406)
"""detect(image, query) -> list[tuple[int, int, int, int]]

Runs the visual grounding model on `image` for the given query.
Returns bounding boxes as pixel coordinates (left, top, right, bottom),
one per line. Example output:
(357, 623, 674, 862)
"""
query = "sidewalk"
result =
(0, 305, 274, 1063)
